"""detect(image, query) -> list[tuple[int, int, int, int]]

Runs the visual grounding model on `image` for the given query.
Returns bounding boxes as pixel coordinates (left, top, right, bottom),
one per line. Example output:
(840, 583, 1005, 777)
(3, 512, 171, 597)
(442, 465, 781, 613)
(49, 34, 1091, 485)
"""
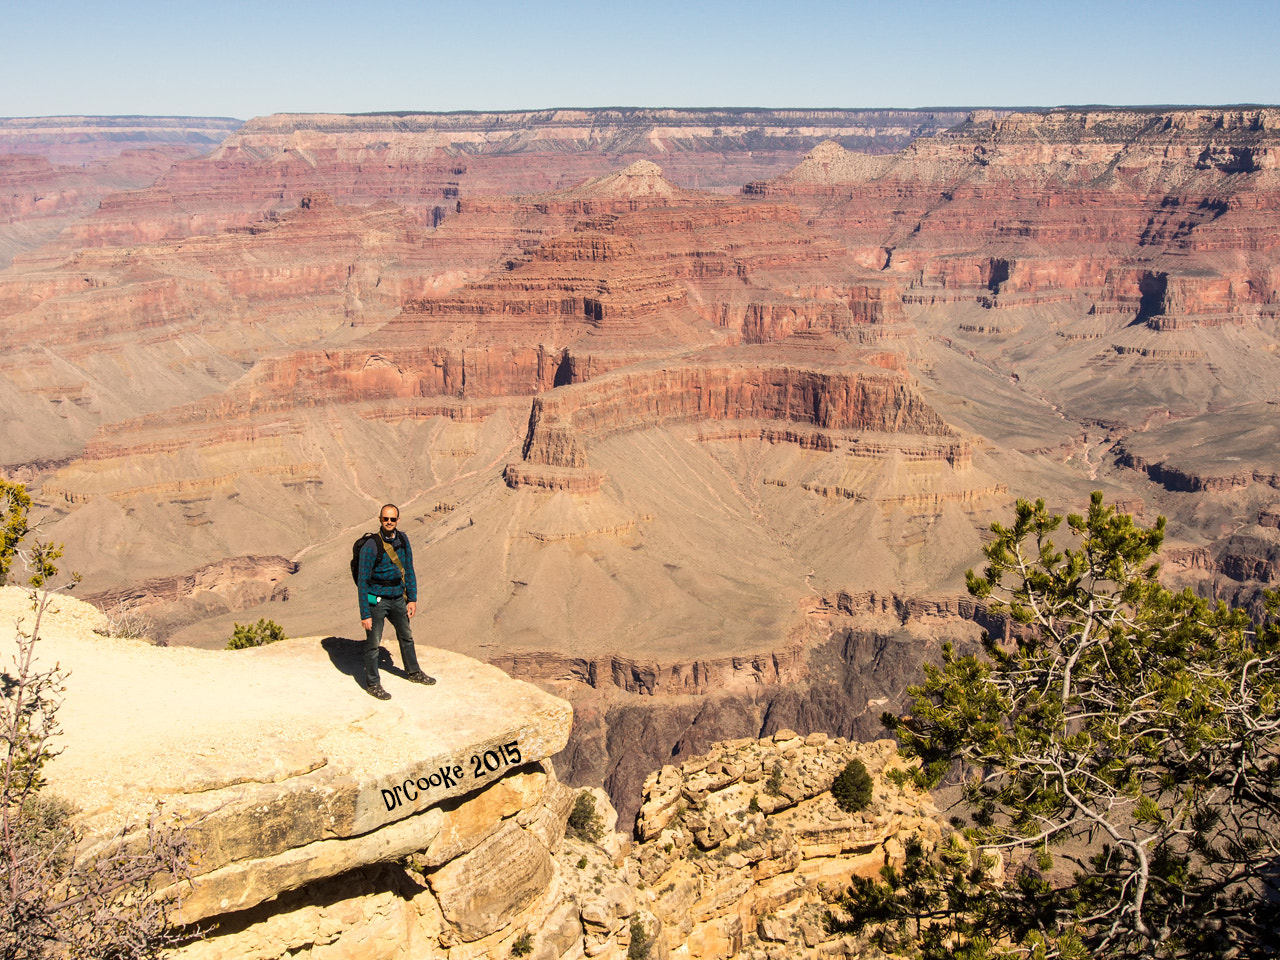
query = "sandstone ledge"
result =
(2, 587, 572, 924)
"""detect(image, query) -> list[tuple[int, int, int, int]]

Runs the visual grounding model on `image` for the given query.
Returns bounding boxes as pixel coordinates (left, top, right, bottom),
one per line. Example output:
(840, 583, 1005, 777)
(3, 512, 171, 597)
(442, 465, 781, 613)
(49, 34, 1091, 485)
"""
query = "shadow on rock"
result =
(321, 636, 411, 689)
(321, 636, 365, 686)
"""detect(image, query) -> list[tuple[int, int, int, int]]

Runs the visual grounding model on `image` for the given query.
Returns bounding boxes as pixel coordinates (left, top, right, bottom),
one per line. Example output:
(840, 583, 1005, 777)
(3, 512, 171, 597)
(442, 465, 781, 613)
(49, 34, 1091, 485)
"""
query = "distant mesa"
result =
(776, 139, 893, 184)
(553, 160, 682, 200)
(0, 115, 243, 162)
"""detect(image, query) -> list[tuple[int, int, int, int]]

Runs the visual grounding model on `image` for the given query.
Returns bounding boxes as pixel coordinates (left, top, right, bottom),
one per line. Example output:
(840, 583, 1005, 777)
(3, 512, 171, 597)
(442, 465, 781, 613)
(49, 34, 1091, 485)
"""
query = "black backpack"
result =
(350, 533, 377, 584)
(350, 531, 406, 584)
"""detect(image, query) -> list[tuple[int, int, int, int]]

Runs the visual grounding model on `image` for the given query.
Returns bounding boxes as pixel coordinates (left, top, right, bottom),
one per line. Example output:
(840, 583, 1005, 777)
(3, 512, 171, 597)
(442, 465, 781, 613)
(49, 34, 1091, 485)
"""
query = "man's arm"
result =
(400, 534, 418, 607)
(356, 538, 377, 624)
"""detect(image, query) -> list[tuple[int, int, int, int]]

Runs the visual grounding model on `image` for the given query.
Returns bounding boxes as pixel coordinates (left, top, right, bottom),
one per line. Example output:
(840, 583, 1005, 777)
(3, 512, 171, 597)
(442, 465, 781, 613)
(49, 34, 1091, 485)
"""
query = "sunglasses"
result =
(380, 516, 399, 523)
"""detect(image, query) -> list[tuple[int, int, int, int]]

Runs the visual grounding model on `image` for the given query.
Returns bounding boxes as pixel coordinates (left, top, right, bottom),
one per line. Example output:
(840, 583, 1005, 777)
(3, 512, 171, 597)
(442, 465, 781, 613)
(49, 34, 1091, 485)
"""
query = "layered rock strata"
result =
(0, 193, 464, 467)
(749, 111, 1280, 356)
(44, 109, 965, 254)
(0, 116, 242, 161)
(748, 112, 1280, 361)
(0, 147, 205, 269)
(7, 106, 1280, 840)
(519, 363, 956, 470)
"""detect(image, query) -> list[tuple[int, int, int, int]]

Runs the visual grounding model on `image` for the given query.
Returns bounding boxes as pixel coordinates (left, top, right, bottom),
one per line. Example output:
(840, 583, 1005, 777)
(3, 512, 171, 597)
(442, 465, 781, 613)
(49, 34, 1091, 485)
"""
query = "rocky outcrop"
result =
(550, 625, 974, 829)
(629, 731, 940, 959)
(543, 732, 947, 960)
(10, 587, 575, 956)
(1113, 407, 1280, 495)
(829, 589, 1007, 633)
(83, 554, 297, 608)
(12, 586, 959, 960)
(1117, 452, 1280, 493)
(80, 555, 299, 640)
(1215, 534, 1279, 584)
(1116, 453, 1280, 496)
(491, 646, 808, 697)
(397, 226, 699, 347)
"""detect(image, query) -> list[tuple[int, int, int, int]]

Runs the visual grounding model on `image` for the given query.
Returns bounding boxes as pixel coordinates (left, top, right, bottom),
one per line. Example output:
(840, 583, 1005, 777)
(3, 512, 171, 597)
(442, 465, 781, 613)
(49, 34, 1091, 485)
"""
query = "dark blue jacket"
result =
(356, 530, 417, 620)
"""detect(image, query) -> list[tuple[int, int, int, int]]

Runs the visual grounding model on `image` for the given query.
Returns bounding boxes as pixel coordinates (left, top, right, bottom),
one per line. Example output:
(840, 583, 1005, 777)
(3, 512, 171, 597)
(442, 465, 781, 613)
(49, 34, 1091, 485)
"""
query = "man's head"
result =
(379, 504, 400, 532)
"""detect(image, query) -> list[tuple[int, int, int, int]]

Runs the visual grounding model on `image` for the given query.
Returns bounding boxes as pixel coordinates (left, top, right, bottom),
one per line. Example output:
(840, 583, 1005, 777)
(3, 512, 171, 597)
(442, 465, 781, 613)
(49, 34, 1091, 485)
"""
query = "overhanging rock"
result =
(9, 588, 573, 925)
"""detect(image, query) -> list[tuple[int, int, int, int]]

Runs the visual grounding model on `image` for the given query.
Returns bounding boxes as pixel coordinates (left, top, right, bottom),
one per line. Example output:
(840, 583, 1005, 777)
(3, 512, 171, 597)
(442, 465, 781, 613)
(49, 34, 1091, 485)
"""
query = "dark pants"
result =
(364, 593, 421, 686)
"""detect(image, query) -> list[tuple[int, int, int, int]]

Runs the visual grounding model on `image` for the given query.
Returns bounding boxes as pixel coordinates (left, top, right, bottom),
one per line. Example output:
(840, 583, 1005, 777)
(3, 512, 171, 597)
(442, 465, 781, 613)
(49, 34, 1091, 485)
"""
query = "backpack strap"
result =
(379, 536, 407, 584)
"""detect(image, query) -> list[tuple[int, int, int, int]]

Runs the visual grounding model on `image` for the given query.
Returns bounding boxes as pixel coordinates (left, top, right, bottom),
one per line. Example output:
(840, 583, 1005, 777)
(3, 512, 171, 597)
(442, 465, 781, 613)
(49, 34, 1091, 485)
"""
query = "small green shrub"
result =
(566, 790, 605, 843)
(226, 617, 287, 650)
(576, 855, 587, 869)
(748, 793, 761, 813)
(510, 931, 534, 957)
(764, 761, 784, 797)
(0, 479, 33, 587)
(627, 917, 652, 960)
(831, 758, 873, 813)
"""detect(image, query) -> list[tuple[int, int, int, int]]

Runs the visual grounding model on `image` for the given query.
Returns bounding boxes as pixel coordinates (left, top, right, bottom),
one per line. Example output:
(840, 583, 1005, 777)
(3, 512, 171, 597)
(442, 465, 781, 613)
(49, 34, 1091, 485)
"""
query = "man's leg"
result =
(364, 598, 389, 688)
(384, 595, 423, 674)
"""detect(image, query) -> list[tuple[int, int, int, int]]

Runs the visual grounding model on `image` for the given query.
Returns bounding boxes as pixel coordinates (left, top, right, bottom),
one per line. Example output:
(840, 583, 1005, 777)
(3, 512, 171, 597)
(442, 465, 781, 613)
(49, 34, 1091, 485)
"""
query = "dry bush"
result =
(94, 600, 155, 643)
(2, 482, 197, 957)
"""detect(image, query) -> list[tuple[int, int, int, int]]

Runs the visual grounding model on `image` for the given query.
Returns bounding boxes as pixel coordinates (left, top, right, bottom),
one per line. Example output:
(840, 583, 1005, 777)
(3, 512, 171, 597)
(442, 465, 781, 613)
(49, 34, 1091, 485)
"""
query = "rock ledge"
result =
(2, 586, 572, 924)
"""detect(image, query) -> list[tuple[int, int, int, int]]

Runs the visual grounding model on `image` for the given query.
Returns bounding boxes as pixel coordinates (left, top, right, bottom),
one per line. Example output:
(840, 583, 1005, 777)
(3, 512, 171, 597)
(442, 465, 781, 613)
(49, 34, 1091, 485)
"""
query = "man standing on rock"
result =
(356, 504, 435, 699)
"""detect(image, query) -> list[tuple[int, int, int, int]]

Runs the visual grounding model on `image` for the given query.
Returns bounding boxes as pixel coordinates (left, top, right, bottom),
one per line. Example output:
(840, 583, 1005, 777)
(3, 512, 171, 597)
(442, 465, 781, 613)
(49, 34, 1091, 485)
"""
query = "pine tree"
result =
(830, 493, 1280, 959)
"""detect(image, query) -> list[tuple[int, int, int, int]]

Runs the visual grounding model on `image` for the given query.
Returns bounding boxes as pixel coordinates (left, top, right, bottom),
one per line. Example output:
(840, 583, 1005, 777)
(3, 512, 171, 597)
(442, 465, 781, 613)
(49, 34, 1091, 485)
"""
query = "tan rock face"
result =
(426, 820, 555, 941)
(165, 727, 950, 960)
(420, 768, 548, 867)
(8, 587, 572, 926)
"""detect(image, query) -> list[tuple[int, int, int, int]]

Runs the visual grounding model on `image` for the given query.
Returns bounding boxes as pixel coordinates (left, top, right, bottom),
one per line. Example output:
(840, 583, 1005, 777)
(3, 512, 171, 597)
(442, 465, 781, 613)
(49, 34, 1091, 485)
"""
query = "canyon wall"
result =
(37, 108, 966, 254)
(4, 105, 1280, 873)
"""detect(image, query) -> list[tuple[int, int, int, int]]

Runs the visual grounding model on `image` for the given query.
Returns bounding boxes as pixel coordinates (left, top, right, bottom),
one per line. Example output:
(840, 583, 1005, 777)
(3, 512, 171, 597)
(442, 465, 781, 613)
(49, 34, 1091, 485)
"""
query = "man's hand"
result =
(361, 618, 372, 632)
(407, 601, 417, 619)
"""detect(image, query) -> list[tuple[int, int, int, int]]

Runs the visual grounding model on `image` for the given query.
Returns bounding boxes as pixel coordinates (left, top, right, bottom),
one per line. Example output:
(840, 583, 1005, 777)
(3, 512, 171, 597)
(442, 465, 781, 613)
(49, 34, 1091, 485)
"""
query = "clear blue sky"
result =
(4, 0, 1278, 119)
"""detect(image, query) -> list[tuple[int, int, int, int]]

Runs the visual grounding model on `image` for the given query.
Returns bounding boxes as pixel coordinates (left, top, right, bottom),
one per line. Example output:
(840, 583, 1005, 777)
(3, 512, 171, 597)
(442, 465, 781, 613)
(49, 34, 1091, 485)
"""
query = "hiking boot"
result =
(366, 683, 392, 700)
(406, 670, 436, 686)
